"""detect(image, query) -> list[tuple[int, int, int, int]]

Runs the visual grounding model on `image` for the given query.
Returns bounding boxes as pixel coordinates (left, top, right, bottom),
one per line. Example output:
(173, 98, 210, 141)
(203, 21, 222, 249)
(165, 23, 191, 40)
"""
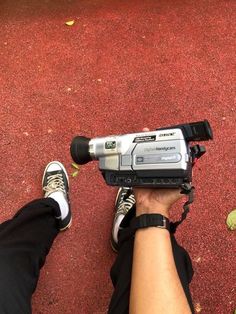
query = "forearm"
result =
(129, 227, 191, 314)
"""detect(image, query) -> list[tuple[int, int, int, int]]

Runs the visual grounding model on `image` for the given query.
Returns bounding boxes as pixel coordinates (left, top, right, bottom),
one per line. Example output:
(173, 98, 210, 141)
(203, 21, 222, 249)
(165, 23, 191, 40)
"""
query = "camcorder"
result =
(70, 120, 213, 231)
(70, 120, 213, 190)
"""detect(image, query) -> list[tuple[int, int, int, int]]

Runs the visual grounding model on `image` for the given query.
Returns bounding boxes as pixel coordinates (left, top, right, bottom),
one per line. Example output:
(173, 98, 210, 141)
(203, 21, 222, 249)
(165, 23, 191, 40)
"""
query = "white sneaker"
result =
(42, 161, 72, 231)
(111, 187, 136, 252)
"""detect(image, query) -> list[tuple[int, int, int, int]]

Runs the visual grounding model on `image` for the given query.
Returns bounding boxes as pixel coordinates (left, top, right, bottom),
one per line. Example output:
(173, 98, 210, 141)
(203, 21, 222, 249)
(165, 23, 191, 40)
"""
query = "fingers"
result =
(142, 127, 150, 132)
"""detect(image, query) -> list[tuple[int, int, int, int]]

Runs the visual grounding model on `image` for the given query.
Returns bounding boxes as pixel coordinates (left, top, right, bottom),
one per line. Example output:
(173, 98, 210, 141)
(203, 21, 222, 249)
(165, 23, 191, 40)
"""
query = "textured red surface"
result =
(0, 0, 236, 313)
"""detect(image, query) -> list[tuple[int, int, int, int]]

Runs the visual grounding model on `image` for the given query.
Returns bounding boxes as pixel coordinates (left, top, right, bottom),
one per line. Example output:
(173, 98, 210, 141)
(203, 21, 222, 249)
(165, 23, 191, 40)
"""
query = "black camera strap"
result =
(170, 184, 195, 234)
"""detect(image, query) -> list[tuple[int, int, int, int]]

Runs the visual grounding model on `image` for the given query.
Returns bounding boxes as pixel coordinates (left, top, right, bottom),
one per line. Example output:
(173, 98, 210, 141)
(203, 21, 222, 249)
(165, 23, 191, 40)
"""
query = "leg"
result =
(0, 161, 71, 314)
(109, 189, 194, 314)
(0, 198, 59, 314)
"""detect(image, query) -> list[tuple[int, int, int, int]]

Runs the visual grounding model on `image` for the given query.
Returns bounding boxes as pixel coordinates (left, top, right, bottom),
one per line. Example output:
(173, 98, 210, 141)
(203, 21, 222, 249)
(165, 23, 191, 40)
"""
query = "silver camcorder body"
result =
(71, 120, 213, 189)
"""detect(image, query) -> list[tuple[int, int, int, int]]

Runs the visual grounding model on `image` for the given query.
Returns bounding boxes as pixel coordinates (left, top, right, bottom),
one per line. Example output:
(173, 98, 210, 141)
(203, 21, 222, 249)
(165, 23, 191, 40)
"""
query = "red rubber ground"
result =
(0, 1, 235, 313)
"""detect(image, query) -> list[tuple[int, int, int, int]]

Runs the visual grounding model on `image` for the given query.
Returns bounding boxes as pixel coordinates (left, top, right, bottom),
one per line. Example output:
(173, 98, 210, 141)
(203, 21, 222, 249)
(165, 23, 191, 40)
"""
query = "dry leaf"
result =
(195, 303, 202, 313)
(65, 20, 75, 26)
(194, 257, 201, 263)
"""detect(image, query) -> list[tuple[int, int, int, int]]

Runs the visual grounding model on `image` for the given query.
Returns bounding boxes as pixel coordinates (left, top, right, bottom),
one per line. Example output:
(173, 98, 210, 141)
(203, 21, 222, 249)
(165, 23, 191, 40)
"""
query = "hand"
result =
(134, 187, 183, 218)
(133, 128, 184, 218)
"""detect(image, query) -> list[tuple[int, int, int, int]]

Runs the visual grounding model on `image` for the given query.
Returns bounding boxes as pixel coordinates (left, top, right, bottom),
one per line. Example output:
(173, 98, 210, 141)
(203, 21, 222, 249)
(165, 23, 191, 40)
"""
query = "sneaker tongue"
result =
(49, 170, 62, 176)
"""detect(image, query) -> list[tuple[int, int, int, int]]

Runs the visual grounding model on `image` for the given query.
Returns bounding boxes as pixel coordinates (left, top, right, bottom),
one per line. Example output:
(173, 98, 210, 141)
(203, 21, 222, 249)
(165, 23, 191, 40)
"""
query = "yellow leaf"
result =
(71, 171, 79, 178)
(71, 162, 80, 170)
(65, 20, 75, 26)
(226, 209, 236, 230)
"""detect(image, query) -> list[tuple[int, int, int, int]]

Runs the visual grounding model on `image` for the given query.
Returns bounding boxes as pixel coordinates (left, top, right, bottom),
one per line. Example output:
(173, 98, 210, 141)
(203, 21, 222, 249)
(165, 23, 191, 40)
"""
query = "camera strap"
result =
(170, 183, 195, 233)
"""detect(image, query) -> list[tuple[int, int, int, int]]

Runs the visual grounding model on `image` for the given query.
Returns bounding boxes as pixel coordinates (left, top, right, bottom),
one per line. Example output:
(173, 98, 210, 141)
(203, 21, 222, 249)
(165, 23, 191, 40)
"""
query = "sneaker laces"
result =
(43, 174, 66, 197)
(116, 194, 136, 218)
(119, 187, 131, 203)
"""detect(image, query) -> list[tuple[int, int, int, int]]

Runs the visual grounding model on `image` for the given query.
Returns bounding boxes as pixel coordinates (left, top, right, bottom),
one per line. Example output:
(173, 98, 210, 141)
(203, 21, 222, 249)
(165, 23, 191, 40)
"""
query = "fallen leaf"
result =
(226, 209, 236, 230)
(71, 162, 80, 170)
(65, 20, 75, 26)
(71, 171, 79, 177)
(195, 303, 202, 313)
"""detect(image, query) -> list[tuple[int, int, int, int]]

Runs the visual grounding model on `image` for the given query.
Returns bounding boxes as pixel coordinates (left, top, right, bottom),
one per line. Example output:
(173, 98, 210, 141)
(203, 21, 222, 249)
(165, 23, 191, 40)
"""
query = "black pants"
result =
(0, 199, 194, 314)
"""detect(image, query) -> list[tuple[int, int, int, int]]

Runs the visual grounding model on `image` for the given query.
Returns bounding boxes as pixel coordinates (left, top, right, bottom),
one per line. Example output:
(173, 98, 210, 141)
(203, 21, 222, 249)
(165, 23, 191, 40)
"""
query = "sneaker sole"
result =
(60, 216, 72, 231)
(115, 187, 123, 208)
(42, 161, 69, 188)
(111, 188, 123, 253)
(110, 238, 118, 253)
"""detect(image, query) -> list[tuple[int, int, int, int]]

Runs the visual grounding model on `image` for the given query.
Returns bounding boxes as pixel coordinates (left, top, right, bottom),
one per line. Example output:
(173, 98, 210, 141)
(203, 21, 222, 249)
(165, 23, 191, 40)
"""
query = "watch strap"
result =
(130, 214, 170, 231)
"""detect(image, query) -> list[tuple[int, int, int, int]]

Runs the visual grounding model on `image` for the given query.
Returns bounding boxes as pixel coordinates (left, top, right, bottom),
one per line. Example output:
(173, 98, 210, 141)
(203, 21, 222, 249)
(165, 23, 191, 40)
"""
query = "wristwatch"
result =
(130, 214, 170, 232)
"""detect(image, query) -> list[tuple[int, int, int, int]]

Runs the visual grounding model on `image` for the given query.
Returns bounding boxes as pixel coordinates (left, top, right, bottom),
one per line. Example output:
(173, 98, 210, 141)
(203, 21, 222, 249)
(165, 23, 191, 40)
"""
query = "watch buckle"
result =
(159, 217, 167, 229)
